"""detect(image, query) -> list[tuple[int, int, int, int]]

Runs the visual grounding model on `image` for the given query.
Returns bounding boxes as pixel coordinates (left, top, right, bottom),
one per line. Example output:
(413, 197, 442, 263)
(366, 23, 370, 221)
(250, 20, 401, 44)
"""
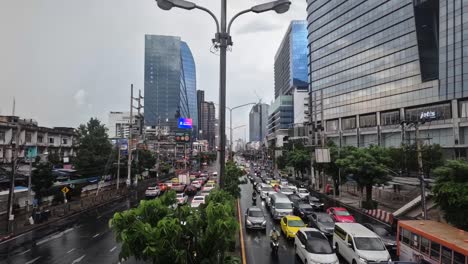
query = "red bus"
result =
(397, 220, 467, 264)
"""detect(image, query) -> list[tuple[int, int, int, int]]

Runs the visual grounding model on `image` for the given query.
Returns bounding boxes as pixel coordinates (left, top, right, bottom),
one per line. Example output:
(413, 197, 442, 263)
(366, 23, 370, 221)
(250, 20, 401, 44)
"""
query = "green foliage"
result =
(74, 118, 113, 178)
(224, 161, 244, 198)
(387, 144, 444, 177)
(110, 190, 239, 264)
(31, 162, 55, 204)
(286, 148, 310, 178)
(199, 152, 217, 164)
(136, 149, 156, 174)
(47, 152, 62, 166)
(337, 145, 391, 203)
(315, 141, 351, 193)
(432, 160, 468, 230)
(276, 154, 287, 170)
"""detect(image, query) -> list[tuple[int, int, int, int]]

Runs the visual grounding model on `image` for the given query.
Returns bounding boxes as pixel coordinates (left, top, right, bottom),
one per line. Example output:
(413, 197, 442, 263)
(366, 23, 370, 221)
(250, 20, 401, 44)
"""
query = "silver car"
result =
(260, 184, 276, 200)
(245, 207, 267, 230)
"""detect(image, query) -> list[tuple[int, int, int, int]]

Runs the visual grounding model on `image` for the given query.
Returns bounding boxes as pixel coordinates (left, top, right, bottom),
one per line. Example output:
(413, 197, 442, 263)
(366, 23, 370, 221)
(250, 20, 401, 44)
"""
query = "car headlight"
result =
(246, 220, 252, 225)
(359, 257, 368, 264)
(261, 220, 266, 225)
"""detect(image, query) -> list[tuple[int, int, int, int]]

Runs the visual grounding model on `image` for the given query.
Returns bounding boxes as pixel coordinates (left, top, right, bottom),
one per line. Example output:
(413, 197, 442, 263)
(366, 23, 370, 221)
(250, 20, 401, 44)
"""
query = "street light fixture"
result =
(154, 0, 291, 188)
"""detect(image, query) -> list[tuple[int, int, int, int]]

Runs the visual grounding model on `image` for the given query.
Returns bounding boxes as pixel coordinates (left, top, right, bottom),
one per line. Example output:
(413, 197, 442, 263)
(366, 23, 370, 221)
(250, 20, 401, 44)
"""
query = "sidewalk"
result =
(0, 176, 163, 239)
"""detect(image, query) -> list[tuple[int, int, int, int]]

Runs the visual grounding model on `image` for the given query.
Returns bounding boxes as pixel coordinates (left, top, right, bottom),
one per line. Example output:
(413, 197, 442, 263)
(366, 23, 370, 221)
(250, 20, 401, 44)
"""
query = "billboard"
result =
(178, 117, 193, 129)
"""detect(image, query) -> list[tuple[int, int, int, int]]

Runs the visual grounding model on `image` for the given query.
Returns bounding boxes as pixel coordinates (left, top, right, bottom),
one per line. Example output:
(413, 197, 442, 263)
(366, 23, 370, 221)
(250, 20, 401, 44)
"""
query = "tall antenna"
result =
(12, 97, 15, 116)
(253, 90, 262, 104)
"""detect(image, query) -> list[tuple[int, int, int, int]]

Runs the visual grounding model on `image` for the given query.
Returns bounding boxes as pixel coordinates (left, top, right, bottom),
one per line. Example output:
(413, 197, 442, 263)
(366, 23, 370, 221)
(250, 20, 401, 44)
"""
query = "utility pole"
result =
(127, 84, 133, 187)
(133, 90, 143, 186)
(415, 122, 428, 220)
(116, 141, 121, 190)
(217, 0, 227, 188)
(6, 124, 21, 233)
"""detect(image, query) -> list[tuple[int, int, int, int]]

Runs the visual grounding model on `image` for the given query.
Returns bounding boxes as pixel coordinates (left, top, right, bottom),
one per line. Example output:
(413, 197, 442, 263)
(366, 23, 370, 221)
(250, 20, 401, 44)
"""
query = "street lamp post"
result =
(155, 0, 291, 188)
(225, 103, 256, 161)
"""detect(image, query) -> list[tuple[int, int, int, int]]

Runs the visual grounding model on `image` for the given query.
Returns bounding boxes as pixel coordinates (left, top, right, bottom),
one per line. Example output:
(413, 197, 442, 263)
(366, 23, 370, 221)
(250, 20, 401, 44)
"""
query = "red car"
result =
(326, 207, 356, 223)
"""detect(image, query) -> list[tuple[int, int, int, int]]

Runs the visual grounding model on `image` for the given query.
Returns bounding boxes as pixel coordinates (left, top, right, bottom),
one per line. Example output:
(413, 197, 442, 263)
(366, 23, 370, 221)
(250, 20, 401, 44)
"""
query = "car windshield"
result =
(298, 189, 308, 193)
(148, 187, 157, 190)
(309, 196, 320, 202)
(373, 226, 390, 237)
(306, 239, 333, 254)
(248, 210, 263, 217)
(299, 204, 313, 210)
(193, 197, 204, 201)
(262, 187, 274, 192)
(176, 194, 183, 197)
(281, 188, 293, 193)
(288, 220, 305, 227)
(275, 203, 292, 209)
(335, 210, 350, 216)
(317, 214, 334, 223)
(354, 237, 386, 251)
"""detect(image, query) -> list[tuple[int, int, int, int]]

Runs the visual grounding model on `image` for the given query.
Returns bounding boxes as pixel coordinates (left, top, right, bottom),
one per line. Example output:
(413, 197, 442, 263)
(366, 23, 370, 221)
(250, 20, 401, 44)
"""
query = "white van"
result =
(333, 223, 391, 264)
(269, 193, 293, 220)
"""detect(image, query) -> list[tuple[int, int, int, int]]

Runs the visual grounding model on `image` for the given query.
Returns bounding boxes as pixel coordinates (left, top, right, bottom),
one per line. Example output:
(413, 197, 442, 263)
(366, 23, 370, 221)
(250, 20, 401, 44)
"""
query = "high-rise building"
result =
(200, 101, 216, 150)
(144, 35, 197, 135)
(196, 90, 205, 138)
(307, 0, 468, 155)
(268, 21, 308, 148)
(249, 103, 269, 142)
(274, 20, 308, 98)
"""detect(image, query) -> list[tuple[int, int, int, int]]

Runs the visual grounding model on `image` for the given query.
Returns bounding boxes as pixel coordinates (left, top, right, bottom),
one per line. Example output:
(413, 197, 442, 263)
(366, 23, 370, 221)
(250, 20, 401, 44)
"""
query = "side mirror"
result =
(347, 243, 352, 248)
(301, 244, 305, 249)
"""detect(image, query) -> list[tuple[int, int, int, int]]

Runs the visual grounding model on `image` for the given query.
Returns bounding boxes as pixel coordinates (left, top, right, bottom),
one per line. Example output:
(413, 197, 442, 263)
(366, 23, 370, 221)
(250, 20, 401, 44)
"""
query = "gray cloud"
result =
(0, 0, 306, 140)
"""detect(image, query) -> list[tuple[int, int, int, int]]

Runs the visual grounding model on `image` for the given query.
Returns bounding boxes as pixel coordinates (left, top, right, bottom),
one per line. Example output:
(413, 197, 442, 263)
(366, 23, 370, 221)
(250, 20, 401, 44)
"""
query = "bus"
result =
(397, 220, 467, 264)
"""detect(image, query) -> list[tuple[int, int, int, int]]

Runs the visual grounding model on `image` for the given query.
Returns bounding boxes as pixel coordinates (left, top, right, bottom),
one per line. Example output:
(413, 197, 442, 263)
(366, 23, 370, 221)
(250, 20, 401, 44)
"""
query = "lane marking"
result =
(109, 246, 117, 252)
(237, 199, 247, 264)
(25, 256, 41, 264)
(36, 231, 64, 246)
(67, 248, 76, 254)
(92, 233, 100, 238)
(71, 254, 86, 263)
(16, 249, 31, 256)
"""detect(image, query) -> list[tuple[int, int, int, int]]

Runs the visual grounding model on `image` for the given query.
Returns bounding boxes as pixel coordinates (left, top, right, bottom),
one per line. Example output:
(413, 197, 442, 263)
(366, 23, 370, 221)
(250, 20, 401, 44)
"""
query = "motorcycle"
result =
(252, 196, 257, 205)
(270, 238, 279, 255)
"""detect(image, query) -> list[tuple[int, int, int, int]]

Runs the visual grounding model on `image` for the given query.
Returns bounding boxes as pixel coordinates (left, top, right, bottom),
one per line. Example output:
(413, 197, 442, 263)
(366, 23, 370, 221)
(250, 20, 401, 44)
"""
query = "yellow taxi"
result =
(270, 180, 280, 188)
(206, 180, 216, 185)
(280, 215, 307, 239)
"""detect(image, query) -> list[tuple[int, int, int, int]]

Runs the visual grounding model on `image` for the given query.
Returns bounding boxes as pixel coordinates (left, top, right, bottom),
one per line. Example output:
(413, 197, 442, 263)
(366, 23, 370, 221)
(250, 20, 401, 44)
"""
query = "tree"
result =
(336, 146, 391, 206)
(31, 162, 54, 205)
(135, 149, 156, 174)
(110, 190, 239, 264)
(432, 160, 468, 230)
(315, 141, 351, 195)
(48, 151, 62, 167)
(387, 144, 444, 177)
(286, 148, 310, 180)
(74, 118, 113, 178)
(224, 161, 244, 198)
(276, 154, 287, 170)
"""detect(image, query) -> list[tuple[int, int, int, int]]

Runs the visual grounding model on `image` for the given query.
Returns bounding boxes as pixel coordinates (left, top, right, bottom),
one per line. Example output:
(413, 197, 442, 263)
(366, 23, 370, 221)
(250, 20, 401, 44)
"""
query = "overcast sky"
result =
(0, 0, 307, 141)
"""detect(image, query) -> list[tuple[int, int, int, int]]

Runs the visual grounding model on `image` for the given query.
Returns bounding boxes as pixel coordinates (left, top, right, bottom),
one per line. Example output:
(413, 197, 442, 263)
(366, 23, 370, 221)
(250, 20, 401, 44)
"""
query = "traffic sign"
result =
(61, 187, 70, 194)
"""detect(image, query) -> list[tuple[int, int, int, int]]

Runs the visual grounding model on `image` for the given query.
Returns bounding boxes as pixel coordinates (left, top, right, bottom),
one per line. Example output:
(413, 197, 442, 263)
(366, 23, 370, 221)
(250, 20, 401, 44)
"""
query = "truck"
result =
(178, 174, 190, 185)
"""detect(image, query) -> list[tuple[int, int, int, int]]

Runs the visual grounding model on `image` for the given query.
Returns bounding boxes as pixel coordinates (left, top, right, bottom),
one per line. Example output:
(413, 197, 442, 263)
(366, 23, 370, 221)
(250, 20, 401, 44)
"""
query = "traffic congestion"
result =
(241, 160, 403, 264)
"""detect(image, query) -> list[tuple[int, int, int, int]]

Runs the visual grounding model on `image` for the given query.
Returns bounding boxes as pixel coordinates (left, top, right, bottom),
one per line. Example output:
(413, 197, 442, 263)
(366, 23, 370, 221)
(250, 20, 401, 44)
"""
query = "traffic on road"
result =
(240, 160, 400, 264)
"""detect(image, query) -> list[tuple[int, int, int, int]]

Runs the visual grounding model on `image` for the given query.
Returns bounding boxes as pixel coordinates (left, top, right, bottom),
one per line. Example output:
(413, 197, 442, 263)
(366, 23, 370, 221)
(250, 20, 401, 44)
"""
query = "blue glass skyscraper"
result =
(144, 35, 197, 135)
(274, 20, 308, 98)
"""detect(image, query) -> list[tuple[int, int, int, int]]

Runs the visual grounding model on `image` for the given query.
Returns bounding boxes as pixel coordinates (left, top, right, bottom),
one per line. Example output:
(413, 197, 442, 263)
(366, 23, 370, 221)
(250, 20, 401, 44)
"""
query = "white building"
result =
(108, 111, 142, 139)
(293, 88, 309, 124)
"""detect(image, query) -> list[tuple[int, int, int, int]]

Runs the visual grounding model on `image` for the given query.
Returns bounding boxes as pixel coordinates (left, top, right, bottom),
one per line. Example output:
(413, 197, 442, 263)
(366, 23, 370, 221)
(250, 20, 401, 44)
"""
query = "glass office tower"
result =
(144, 35, 197, 135)
(307, 0, 468, 155)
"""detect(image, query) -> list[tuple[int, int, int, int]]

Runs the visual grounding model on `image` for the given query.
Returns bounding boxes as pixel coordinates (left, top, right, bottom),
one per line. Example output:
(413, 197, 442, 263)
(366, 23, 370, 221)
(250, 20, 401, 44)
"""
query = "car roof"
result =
(248, 207, 262, 212)
(193, 196, 204, 199)
(284, 215, 302, 220)
(335, 223, 377, 237)
(330, 207, 347, 211)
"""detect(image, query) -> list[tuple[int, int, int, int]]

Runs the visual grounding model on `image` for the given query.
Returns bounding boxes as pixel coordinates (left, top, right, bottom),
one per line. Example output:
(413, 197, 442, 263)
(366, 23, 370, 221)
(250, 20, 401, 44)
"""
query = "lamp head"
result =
(251, 0, 291, 14)
(155, 0, 196, 11)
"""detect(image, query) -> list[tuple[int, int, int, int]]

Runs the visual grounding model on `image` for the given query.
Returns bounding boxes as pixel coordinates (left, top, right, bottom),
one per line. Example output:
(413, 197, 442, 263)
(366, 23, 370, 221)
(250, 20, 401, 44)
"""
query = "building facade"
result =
(108, 111, 142, 139)
(0, 116, 75, 164)
(268, 21, 308, 148)
(307, 0, 468, 156)
(274, 20, 309, 97)
(200, 101, 216, 150)
(144, 35, 198, 135)
(196, 90, 205, 139)
(249, 103, 269, 142)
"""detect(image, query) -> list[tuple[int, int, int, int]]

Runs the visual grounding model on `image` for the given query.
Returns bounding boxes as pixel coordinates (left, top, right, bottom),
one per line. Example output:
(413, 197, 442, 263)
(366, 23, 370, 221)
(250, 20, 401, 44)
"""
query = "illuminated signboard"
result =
(178, 117, 193, 129)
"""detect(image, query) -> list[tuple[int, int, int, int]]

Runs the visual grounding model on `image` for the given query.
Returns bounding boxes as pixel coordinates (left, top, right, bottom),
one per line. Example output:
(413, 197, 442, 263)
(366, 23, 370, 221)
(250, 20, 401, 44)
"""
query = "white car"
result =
(191, 196, 205, 208)
(145, 186, 161, 198)
(296, 188, 310, 199)
(295, 228, 339, 264)
(191, 180, 202, 189)
(203, 183, 215, 192)
(176, 193, 188, 205)
(200, 189, 211, 197)
(279, 186, 295, 196)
